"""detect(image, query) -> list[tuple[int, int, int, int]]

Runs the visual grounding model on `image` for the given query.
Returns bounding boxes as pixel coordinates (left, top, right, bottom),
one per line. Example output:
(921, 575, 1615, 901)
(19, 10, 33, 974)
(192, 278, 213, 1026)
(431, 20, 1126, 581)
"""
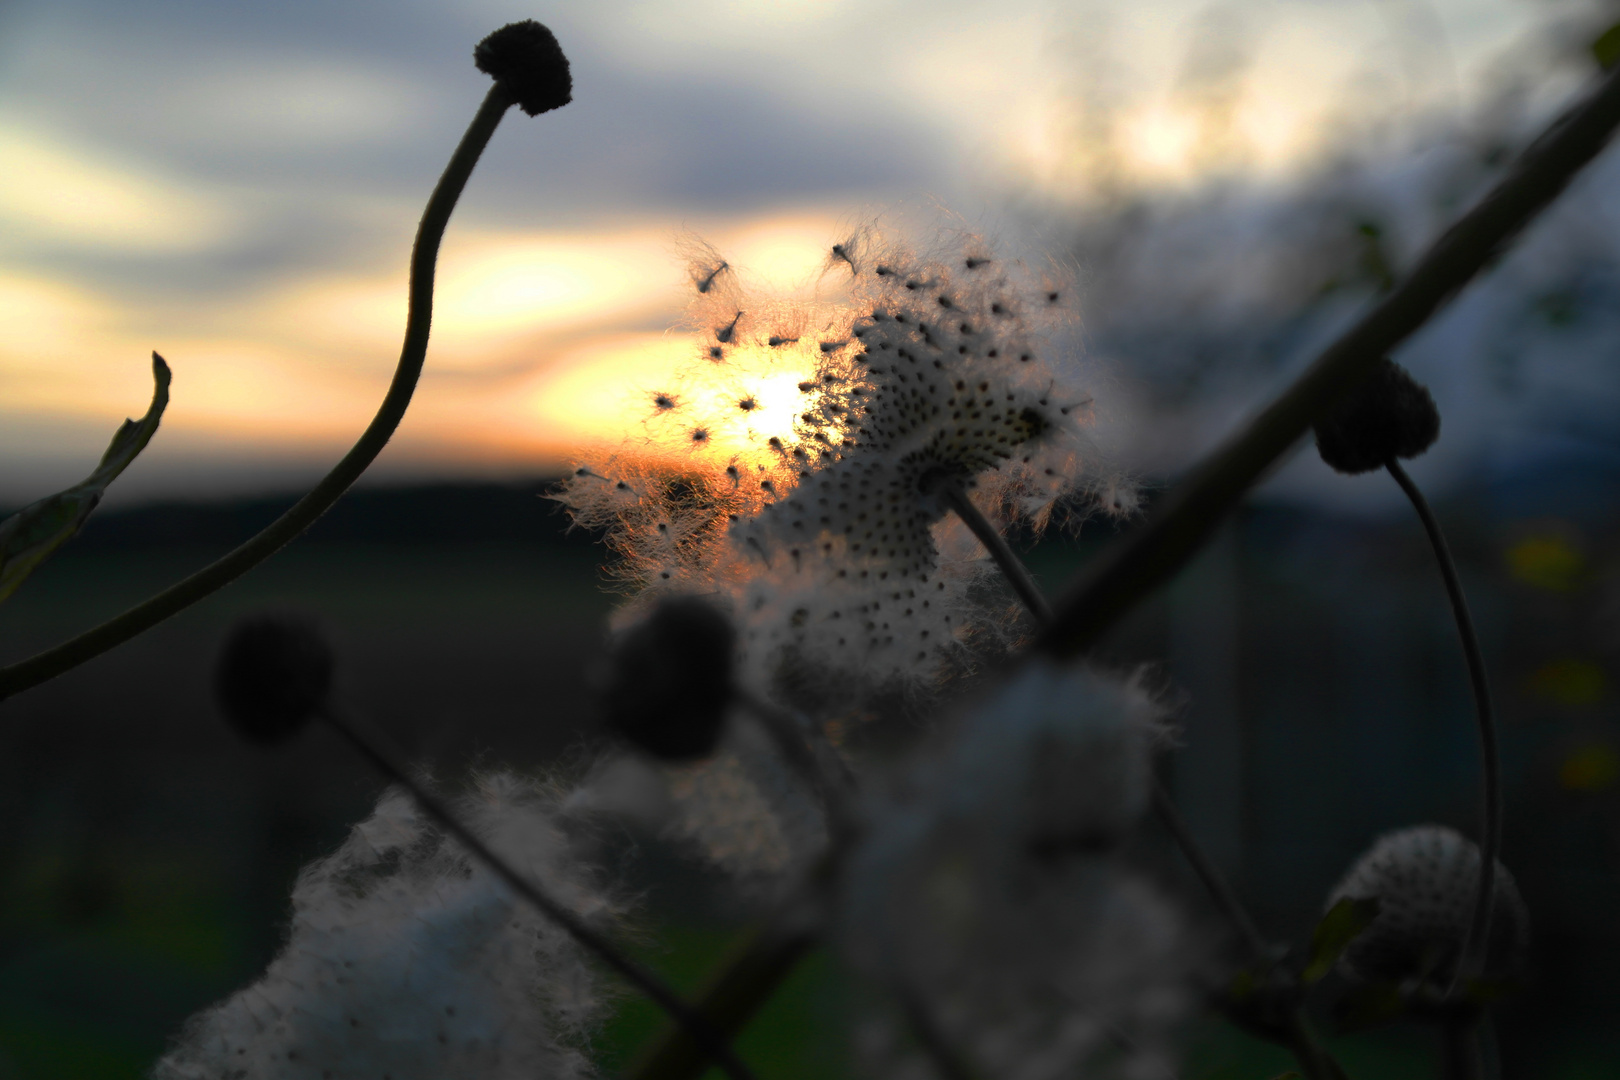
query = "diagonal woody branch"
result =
(629, 64, 1620, 1080)
(1037, 62, 1620, 660)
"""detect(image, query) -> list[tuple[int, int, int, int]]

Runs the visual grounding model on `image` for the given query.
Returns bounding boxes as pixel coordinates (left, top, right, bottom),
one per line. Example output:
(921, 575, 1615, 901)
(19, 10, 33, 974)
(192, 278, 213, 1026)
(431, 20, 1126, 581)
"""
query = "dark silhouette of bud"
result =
(1314, 357, 1441, 474)
(215, 614, 335, 744)
(602, 597, 735, 760)
(474, 21, 572, 117)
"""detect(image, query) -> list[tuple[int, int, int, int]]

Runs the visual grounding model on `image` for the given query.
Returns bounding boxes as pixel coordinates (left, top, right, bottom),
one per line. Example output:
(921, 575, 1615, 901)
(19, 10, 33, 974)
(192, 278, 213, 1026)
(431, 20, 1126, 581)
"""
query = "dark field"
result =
(0, 472, 1617, 1077)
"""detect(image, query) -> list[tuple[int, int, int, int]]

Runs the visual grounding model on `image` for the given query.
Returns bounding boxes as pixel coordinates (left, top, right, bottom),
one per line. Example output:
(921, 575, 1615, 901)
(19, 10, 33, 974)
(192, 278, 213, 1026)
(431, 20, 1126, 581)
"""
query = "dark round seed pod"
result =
(474, 20, 572, 116)
(1314, 357, 1441, 475)
(602, 597, 735, 761)
(214, 614, 334, 745)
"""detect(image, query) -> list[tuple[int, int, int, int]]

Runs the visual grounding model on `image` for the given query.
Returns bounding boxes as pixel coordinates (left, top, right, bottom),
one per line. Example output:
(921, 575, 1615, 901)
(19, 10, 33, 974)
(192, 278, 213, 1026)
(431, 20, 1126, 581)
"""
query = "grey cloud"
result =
(3, 0, 948, 303)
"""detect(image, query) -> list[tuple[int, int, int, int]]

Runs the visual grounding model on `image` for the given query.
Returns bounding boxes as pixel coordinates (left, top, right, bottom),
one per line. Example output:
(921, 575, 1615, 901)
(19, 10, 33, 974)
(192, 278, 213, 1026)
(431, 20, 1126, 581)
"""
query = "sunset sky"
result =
(0, 0, 1572, 503)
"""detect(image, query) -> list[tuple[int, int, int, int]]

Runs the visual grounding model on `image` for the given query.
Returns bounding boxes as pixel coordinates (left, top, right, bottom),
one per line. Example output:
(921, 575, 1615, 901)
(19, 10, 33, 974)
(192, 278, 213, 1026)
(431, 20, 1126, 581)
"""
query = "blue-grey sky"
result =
(0, 0, 1595, 504)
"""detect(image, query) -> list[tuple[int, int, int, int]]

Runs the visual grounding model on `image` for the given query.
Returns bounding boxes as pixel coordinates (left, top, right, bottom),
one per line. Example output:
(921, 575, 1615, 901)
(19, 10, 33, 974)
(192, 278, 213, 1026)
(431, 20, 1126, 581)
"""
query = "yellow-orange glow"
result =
(527, 333, 824, 472)
(0, 119, 232, 252)
(1, 207, 888, 476)
(0, 274, 108, 363)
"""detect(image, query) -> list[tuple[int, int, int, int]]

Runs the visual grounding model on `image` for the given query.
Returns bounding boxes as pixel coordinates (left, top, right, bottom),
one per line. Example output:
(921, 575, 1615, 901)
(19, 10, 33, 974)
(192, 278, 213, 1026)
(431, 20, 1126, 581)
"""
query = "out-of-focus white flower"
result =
(1326, 823, 1529, 985)
(839, 663, 1187, 1080)
(154, 774, 616, 1080)
(556, 224, 1129, 697)
(658, 716, 830, 897)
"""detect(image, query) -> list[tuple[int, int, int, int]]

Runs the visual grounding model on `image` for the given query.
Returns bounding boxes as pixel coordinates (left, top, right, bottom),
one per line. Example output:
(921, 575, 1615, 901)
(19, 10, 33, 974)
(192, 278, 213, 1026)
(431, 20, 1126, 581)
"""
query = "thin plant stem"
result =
(941, 484, 1053, 623)
(625, 700, 855, 1080)
(963, 474, 1350, 1080)
(0, 84, 518, 705)
(1439, 1014, 1485, 1080)
(1386, 458, 1500, 991)
(737, 688, 860, 846)
(317, 706, 760, 1080)
(627, 920, 817, 1080)
(627, 56, 1620, 1080)
(1151, 779, 1271, 966)
(1036, 61, 1620, 662)
(896, 982, 984, 1080)
(942, 477, 1282, 972)
(1284, 1010, 1350, 1080)
(1151, 786, 1346, 1079)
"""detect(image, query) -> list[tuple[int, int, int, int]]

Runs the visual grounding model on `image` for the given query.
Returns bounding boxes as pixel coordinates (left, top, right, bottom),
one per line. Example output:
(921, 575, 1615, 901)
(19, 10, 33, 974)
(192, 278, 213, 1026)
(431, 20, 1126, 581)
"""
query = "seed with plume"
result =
(838, 664, 1186, 1080)
(556, 224, 1128, 695)
(153, 775, 613, 1080)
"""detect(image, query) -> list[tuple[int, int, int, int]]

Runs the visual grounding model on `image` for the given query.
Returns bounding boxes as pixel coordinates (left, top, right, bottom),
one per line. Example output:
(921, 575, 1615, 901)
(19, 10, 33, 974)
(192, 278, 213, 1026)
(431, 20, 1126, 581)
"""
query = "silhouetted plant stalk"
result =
(1386, 458, 1501, 995)
(212, 603, 760, 1078)
(624, 923, 817, 1080)
(1036, 57, 1620, 662)
(950, 500, 1349, 1080)
(624, 56, 1620, 1080)
(895, 981, 986, 1080)
(0, 55, 520, 704)
(317, 705, 762, 1080)
(1387, 458, 1500, 1080)
(937, 482, 1053, 624)
(6, 15, 1619, 1080)
(738, 689, 861, 845)
(1309, 348, 1505, 1079)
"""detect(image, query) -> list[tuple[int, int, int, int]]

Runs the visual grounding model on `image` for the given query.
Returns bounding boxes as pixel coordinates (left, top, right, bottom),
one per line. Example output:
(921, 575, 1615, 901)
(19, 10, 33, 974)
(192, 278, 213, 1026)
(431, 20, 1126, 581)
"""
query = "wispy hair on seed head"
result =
(556, 218, 1133, 703)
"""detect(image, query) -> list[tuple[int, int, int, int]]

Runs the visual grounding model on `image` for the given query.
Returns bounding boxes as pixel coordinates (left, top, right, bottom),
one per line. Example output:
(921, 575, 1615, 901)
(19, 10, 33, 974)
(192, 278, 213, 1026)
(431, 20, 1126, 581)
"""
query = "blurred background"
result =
(4, 0, 1620, 1076)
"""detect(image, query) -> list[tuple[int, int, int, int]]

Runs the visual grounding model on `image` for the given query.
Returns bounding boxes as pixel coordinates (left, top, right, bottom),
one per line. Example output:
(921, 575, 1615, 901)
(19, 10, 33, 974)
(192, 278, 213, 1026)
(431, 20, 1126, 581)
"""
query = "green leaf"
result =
(1268, 1073, 1303, 1080)
(1303, 896, 1380, 984)
(0, 352, 170, 604)
(1593, 20, 1620, 69)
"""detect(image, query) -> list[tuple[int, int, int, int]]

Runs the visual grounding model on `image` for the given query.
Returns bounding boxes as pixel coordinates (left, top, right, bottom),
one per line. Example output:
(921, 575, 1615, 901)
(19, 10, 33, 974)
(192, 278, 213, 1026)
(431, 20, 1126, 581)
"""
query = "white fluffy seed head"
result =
(153, 775, 616, 1080)
(941, 662, 1167, 849)
(554, 224, 1130, 700)
(838, 664, 1185, 1080)
(1327, 824, 1529, 985)
(659, 718, 830, 897)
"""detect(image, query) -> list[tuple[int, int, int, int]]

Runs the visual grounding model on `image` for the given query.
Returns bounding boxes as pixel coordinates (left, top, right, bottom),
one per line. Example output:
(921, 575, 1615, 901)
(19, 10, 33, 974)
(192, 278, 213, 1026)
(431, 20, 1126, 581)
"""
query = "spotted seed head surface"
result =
(556, 225, 1128, 696)
(1327, 823, 1528, 985)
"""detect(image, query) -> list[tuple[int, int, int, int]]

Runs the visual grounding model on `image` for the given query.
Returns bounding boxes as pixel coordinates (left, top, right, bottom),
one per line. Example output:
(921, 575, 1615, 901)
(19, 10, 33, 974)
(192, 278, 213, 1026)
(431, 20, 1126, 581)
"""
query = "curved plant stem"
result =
(942, 484, 1053, 623)
(1153, 781, 1346, 1080)
(737, 688, 860, 845)
(1036, 62, 1620, 662)
(949, 482, 1287, 968)
(896, 981, 984, 1080)
(965, 480, 1351, 1080)
(1386, 459, 1500, 991)
(318, 706, 760, 1080)
(1150, 779, 1270, 966)
(1285, 1011, 1351, 1080)
(0, 84, 517, 705)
